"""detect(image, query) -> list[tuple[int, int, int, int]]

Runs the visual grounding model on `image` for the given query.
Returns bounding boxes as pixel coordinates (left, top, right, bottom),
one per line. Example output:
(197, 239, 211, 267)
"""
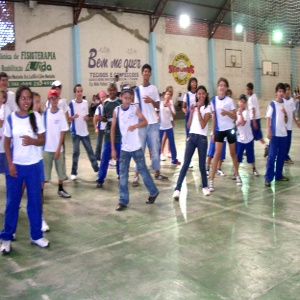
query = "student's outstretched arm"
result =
(133, 107, 148, 130)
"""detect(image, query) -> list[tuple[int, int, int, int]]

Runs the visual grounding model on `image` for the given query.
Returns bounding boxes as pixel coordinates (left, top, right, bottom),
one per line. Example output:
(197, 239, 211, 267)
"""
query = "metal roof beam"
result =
(73, 0, 85, 25)
(150, 0, 169, 32)
(209, 0, 235, 39)
(169, 0, 220, 11)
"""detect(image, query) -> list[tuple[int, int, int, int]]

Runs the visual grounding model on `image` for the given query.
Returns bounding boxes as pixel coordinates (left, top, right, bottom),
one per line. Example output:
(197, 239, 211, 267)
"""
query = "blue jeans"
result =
(0, 162, 43, 241)
(71, 134, 99, 175)
(119, 148, 159, 206)
(160, 128, 178, 164)
(175, 134, 208, 190)
(97, 141, 120, 183)
(265, 136, 288, 182)
(137, 123, 160, 171)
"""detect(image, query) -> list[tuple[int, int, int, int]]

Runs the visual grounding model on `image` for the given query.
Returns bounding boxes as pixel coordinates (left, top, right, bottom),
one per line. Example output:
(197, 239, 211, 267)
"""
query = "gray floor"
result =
(1, 119, 300, 300)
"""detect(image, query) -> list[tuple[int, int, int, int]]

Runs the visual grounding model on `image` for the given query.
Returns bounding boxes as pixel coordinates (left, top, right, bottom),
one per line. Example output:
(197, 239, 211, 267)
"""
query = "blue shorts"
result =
(207, 136, 226, 160)
(236, 140, 255, 163)
(251, 119, 263, 141)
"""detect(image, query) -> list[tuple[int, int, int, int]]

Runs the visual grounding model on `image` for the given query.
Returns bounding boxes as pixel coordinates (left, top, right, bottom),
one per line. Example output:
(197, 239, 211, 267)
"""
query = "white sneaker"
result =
(167, 152, 171, 158)
(253, 169, 260, 177)
(160, 153, 166, 161)
(208, 180, 214, 192)
(71, 174, 77, 181)
(217, 168, 225, 176)
(202, 187, 210, 196)
(189, 162, 193, 168)
(132, 176, 139, 187)
(206, 168, 209, 177)
(1, 240, 11, 254)
(109, 159, 116, 166)
(173, 190, 180, 199)
(30, 238, 49, 248)
(236, 175, 242, 186)
(41, 219, 50, 232)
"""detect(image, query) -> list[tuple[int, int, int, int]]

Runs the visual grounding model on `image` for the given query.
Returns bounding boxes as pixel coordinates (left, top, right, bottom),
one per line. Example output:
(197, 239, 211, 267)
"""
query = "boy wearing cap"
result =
(93, 91, 107, 160)
(67, 84, 99, 180)
(43, 90, 71, 198)
(96, 83, 122, 187)
(236, 94, 259, 176)
(111, 86, 159, 211)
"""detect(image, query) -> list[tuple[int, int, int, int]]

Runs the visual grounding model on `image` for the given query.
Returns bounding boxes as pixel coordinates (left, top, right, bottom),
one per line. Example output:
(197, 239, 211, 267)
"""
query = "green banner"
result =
(8, 80, 53, 88)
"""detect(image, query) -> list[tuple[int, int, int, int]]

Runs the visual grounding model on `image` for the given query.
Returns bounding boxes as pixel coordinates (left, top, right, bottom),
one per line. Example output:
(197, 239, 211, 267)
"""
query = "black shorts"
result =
(214, 128, 236, 144)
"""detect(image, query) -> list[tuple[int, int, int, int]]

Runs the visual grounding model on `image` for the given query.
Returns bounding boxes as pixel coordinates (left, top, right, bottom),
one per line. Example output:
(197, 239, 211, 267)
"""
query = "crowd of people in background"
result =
(0, 65, 299, 254)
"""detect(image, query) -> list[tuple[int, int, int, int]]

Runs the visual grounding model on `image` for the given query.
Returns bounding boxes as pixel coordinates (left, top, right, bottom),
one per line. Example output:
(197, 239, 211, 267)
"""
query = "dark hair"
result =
(295, 86, 299, 93)
(141, 64, 152, 73)
(32, 92, 40, 98)
(239, 94, 247, 101)
(166, 85, 173, 92)
(275, 83, 286, 92)
(187, 77, 198, 92)
(115, 75, 119, 78)
(0, 89, 7, 102)
(246, 82, 254, 90)
(195, 85, 209, 108)
(73, 84, 82, 93)
(284, 83, 290, 89)
(0, 72, 8, 80)
(51, 85, 62, 90)
(16, 85, 38, 134)
(217, 77, 229, 88)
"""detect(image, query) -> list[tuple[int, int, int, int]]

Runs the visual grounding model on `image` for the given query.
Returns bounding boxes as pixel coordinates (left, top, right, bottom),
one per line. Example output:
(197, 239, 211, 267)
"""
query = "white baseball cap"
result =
(52, 80, 62, 87)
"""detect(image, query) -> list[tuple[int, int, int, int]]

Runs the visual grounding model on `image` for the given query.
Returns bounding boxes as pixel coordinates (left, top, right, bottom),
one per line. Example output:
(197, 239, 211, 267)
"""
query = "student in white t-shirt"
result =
(0, 72, 18, 113)
(173, 85, 211, 199)
(236, 94, 259, 176)
(159, 91, 181, 165)
(67, 84, 99, 180)
(111, 86, 159, 211)
(265, 83, 289, 187)
(283, 83, 300, 164)
(246, 82, 269, 157)
(43, 89, 71, 199)
(0, 89, 11, 174)
(0, 85, 49, 254)
(209, 77, 242, 192)
(93, 91, 107, 160)
(132, 64, 168, 186)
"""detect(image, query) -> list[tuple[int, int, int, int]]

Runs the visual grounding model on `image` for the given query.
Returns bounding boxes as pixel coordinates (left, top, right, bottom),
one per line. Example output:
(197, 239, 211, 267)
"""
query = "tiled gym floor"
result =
(1, 119, 300, 300)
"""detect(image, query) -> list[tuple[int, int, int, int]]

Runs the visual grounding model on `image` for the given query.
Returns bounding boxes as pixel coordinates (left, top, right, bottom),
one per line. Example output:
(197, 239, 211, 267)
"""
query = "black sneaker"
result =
(265, 181, 271, 187)
(116, 203, 126, 211)
(264, 145, 269, 157)
(276, 177, 289, 181)
(96, 182, 103, 188)
(154, 173, 168, 181)
(146, 191, 159, 204)
(58, 189, 71, 198)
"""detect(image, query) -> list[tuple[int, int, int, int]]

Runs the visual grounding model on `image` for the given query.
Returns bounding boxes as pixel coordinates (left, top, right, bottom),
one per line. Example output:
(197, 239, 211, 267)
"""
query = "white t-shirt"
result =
(0, 104, 11, 153)
(4, 111, 45, 165)
(211, 96, 236, 131)
(44, 109, 69, 152)
(116, 104, 141, 152)
(189, 104, 211, 136)
(236, 109, 254, 144)
(248, 93, 261, 120)
(95, 104, 107, 130)
(115, 81, 122, 93)
(183, 91, 196, 112)
(46, 98, 68, 113)
(134, 84, 160, 125)
(6, 91, 18, 113)
(159, 101, 175, 130)
(266, 100, 287, 137)
(67, 99, 89, 136)
(283, 97, 295, 130)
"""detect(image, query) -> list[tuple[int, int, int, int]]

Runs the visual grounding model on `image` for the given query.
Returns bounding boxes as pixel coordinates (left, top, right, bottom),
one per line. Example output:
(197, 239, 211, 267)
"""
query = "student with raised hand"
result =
(0, 85, 49, 254)
(111, 86, 159, 211)
(265, 83, 289, 186)
(173, 85, 211, 199)
(209, 78, 242, 192)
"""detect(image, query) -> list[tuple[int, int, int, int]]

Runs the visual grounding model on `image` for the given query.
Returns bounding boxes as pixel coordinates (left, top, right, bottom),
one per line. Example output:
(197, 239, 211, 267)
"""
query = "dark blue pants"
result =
(284, 130, 292, 160)
(97, 141, 120, 183)
(160, 128, 178, 164)
(265, 136, 288, 182)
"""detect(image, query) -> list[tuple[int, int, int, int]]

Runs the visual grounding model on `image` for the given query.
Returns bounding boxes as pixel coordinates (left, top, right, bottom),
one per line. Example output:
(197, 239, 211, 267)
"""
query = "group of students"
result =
(0, 65, 299, 254)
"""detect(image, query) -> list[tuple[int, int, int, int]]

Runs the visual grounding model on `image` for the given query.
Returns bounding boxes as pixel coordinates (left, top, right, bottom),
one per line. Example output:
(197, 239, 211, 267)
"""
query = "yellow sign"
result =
(169, 53, 195, 85)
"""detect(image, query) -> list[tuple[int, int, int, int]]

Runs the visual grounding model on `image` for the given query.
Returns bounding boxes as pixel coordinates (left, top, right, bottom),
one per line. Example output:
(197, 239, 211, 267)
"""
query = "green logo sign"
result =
(25, 61, 52, 72)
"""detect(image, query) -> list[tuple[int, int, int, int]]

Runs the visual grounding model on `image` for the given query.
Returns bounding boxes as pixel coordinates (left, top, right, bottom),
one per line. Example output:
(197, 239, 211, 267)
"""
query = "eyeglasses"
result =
(20, 96, 32, 100)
